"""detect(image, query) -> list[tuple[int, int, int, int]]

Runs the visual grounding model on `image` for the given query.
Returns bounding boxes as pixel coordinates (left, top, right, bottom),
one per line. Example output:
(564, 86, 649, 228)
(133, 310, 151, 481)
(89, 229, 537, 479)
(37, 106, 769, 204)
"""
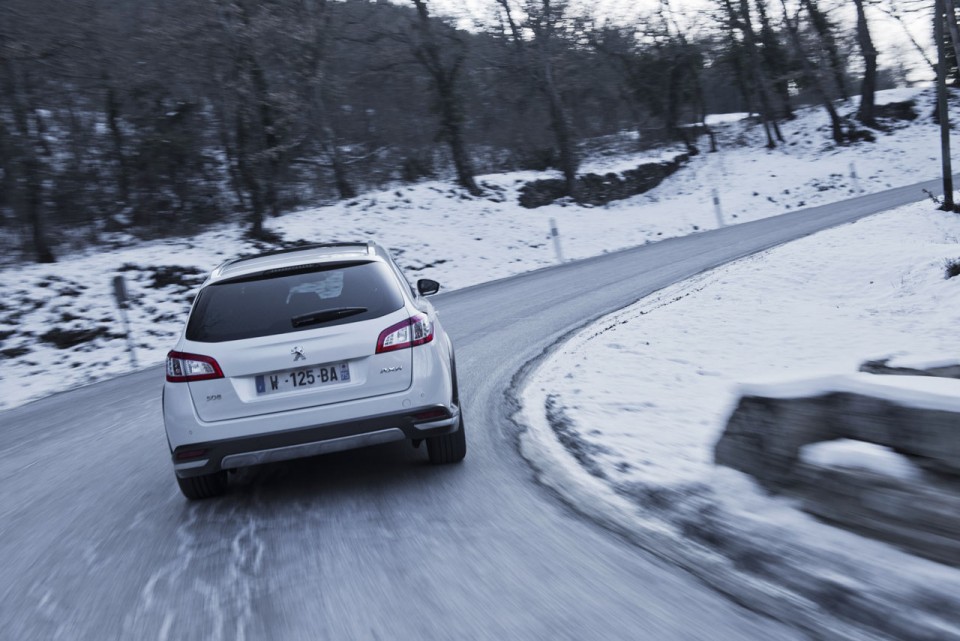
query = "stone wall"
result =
(518, 153, 691, 209)
(716, 391, 960, 486)
(714, 366, 960, 566)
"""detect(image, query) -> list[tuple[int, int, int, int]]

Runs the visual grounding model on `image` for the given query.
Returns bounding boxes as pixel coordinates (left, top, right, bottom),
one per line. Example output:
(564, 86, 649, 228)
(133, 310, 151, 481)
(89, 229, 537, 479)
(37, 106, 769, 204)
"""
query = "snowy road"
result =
(0, 177, 947, 640)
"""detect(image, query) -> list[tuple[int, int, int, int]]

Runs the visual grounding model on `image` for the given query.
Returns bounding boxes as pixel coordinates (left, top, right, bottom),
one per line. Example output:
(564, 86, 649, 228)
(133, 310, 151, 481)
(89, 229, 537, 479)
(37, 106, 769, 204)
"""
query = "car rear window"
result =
(186, 261, 405, 342)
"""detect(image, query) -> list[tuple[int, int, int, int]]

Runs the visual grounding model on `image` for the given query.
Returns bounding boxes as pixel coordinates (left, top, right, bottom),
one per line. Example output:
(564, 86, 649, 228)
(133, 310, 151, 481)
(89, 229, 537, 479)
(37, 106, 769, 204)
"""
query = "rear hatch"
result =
(181, 260, 413, 422)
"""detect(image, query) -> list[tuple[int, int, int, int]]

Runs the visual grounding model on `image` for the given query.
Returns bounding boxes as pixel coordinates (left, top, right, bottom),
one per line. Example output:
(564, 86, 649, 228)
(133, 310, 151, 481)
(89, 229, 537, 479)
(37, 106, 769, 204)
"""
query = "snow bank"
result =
(518, 199, 960, 640)
(737, 372, 960, 412)
(800, 439, 925, 482)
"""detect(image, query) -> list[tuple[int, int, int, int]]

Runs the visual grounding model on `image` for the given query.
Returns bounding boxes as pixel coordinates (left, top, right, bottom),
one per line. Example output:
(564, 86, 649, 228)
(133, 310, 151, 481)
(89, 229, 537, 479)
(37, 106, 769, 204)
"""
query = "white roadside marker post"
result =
(712, 188, 725, 228)
(850, 162, 862, 193)
(112, 275, 139, 369)
(550, 218, 565, 264)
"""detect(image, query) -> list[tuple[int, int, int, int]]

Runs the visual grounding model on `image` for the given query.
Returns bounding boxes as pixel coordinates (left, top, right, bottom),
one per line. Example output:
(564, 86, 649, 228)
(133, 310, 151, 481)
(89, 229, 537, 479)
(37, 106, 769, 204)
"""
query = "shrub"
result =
(944, 258, 960, 279)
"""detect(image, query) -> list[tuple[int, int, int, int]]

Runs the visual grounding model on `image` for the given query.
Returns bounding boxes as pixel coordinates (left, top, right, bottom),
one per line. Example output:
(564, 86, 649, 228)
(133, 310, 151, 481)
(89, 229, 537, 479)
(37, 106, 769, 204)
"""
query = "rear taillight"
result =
(413, 408, 451, 422)
(166, 351, 224, 382)
(376, 315, 434, 353)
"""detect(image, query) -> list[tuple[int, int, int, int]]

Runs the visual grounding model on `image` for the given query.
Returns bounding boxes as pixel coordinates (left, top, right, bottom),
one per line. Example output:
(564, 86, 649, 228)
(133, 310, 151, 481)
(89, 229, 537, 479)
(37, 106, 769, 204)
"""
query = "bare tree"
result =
(3, 0, 903, 260)
(800, 0, 848, 99)
(0, 6, 58, 262)
(410, 0, 481, 195)
(719, 0, 782, 147)
(853, 0, 879, 128)
(754, 0, 794, 120)
(529, 0, 579, 194)
(936, 0, 957, 210)
(298, 0, 356, 199)
(589, 19, 702, 153)
(779, 0, 847, 144)
(656, 1, 708, 153)
(213, 0, 291, 237)
(943, 0, 960, 82)
(492, 0, 579, 194)
(876, 1, 937, 77)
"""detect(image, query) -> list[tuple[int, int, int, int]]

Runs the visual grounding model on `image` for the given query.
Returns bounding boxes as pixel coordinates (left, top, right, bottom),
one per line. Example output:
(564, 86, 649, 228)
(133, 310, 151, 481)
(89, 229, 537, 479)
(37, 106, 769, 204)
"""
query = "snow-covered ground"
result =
(518, 200, 960, 640)
(0, 86, 953, 411)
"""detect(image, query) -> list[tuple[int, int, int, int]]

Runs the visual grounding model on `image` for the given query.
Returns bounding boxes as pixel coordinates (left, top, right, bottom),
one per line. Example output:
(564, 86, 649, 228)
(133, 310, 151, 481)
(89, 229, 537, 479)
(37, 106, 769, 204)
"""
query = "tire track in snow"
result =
(124, 498, 266, 641)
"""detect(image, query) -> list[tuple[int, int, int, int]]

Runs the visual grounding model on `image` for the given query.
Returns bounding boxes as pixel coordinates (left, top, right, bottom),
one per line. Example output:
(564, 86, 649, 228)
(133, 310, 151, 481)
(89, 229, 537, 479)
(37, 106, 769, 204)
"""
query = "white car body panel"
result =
(182, 309, 414, 422)
(162, 242, 460, 483)
(164, 336, 453, 451)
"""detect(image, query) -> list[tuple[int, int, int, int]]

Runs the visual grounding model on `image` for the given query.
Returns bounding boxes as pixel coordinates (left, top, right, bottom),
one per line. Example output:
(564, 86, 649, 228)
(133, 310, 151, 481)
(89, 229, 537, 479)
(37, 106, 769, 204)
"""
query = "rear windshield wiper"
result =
(291, 307, 368, 328)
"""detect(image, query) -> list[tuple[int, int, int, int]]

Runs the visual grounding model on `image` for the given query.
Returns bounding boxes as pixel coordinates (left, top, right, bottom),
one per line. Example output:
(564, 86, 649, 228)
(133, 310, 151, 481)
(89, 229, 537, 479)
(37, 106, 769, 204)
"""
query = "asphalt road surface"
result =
(1, 178, 947, 640)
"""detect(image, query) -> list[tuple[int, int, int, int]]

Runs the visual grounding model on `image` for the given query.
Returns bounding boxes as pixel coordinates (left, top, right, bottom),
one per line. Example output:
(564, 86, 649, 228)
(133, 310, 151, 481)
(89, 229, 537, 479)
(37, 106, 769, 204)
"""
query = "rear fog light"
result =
(176, 449, 208, 461)
(413, 409, 451, 421)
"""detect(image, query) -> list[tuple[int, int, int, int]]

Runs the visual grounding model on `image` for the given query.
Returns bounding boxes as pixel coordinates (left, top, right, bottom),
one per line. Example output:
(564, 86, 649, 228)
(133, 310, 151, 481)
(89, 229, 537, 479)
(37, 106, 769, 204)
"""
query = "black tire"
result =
(427, 413, 467, 464)
(176, 470, 227, 500)
(427, 355, 466, 464)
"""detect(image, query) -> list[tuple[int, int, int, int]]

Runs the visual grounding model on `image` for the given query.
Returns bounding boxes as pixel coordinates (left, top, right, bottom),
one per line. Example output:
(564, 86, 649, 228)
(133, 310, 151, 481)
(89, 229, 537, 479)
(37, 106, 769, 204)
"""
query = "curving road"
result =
(0, 178, 947, 640)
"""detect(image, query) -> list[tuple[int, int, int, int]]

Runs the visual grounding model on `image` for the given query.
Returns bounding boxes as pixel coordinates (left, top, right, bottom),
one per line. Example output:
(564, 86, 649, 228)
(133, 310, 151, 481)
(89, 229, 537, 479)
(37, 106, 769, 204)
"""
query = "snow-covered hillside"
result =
(0, 87, 952, 410)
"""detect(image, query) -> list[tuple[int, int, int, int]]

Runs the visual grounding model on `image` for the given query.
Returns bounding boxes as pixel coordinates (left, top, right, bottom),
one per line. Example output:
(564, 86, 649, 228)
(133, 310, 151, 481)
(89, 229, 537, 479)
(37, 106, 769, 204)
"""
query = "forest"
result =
(0, 0, 949, 263)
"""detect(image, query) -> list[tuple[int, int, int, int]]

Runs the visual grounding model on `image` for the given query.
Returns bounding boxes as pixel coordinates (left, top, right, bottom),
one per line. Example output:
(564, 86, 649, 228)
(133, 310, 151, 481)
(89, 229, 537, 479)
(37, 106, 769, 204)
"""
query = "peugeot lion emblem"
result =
(291, 346, 306, 362)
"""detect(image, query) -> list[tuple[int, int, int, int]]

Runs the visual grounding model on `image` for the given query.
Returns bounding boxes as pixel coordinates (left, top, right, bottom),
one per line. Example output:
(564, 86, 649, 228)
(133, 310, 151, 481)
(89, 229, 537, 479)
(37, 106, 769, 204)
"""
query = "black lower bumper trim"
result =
(172, 405, 458, 477)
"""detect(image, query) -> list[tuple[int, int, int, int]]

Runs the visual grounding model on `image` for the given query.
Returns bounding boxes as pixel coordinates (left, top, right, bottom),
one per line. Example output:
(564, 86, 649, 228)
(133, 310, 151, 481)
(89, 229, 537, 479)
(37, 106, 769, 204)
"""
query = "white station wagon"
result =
(162, 242, 464, 499)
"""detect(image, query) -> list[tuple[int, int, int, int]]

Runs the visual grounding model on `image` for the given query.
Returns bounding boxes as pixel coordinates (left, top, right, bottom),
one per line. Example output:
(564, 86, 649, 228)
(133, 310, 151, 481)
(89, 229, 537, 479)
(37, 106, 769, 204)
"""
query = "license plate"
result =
(255, 362, 351, 395)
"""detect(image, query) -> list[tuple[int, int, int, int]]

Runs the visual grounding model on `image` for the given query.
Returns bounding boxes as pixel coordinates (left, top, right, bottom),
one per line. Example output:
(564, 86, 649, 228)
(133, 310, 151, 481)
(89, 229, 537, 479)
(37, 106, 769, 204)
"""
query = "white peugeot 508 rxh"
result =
(162, 242, 464, 499)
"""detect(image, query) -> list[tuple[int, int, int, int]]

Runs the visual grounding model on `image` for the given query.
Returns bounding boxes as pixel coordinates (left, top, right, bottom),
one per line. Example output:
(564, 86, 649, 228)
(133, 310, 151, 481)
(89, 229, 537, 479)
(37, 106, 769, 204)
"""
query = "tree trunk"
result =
(314, 72, 355, 200)
(692, 65, 717, 152)
(801, 0, 848, 100)
(411, 0, 481, 196)
(544, 64, 578, 194)
(216, 99, 248, 211)
(754, 0, 793, 120)
(314, 82, 356, 201)
(23, 148, 55, 263)
(936, 0, 957, 211)
(235, 112, 266, 237)
(944, 0, 960, 84)
(234, 0, 281, 218)
(494, 0, 525, 54)
(437, 76, 481, 195)
(2, 58, 55, 263)
(305, 0, 356, 200)
(726, 37, 755, 116)
(853, 0, 878, 128)
(248, 59, 281, 217)
(537, 0, 578, 194)
(781, 1, 846, 145)
(728, 0, 780, 147)
(661, 0, 717, 152)
(25, 109, 56, 262)
(0, 120, 11, 213)
(105, 85, 130, 206)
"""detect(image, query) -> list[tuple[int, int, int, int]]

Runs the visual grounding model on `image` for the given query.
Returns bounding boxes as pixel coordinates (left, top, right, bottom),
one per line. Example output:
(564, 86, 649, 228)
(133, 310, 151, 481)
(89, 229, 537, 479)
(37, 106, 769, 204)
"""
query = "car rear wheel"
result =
(176, 470, 227, 500)
(427, 413, 466, 464)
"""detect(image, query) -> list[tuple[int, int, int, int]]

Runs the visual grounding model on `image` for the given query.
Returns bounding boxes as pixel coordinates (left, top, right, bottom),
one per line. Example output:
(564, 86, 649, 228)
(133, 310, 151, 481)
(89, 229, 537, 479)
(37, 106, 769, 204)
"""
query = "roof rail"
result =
(226, 242, 370, 265)
(210, 242, 374, 279)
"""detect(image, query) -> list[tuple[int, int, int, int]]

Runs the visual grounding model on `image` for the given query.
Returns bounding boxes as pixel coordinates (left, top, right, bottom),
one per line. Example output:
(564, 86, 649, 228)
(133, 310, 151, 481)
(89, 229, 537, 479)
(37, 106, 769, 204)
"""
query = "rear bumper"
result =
(171, 405, 459, 477)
